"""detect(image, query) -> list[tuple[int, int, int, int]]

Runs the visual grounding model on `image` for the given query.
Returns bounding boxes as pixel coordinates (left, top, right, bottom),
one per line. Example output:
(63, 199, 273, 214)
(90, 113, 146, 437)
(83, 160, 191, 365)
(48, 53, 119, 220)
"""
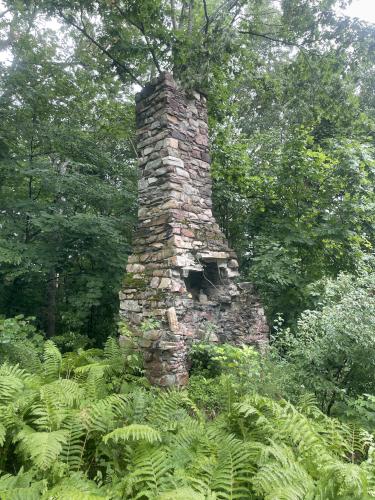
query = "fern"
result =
(147, 389, 200, 430)
(77, 363, 108, 401)
(126, 447, 172, 499)
(0, 366, 26, 404)
(126, 388, 150, 423)
(80, 394, 128, 434)
(41, 473, 108, 499)
(0, 469, 47, 500)
(1, 337, 375, 499)
(252, 441, 315, 500)
(318, 460, 370, 499)
(16, 426, 69, 470)
(43, 341, 62, 382)
(29, 379, 83, 431)
(60, 414, 87, 470)
(340, 423, 373, 460)
(103, 336, 122, 361)
(103, 424, 162, 444)
(210, 434, 254, 499)
(156, 487, 209, 499)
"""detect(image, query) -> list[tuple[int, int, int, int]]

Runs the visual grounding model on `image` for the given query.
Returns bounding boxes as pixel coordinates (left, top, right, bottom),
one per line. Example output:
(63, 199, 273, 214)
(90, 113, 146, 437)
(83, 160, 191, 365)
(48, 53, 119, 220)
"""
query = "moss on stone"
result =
(151, 290, 167, 301)
(122, 273, 148, 291)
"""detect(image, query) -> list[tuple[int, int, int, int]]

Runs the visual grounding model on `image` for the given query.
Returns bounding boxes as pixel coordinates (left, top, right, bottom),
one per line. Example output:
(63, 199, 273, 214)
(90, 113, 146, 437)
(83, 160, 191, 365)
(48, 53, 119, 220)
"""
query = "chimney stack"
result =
(120, 73, 268, 386)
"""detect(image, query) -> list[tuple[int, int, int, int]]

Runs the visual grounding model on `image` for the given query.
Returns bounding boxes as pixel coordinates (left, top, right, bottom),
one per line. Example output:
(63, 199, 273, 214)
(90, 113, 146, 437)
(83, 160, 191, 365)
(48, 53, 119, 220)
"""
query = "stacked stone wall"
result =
(120, 72, 268, 386)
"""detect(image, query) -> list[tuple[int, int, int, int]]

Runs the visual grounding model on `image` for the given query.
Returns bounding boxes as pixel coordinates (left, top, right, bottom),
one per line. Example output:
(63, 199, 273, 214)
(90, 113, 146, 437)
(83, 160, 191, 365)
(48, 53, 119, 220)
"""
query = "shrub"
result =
(274, 268, 375, 414)
(0, 315, 44, 371)
(190, 341, 260, 378)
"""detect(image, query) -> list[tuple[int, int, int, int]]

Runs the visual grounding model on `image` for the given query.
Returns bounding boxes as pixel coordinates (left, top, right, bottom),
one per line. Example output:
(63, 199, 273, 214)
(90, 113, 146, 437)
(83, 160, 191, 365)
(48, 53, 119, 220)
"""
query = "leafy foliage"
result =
(0, 2, 375, 498)
(0, 0, 373, 337)
(0, 14, 136, 342)
(273, 265, 375, 414)
(0, 335, 374, 498)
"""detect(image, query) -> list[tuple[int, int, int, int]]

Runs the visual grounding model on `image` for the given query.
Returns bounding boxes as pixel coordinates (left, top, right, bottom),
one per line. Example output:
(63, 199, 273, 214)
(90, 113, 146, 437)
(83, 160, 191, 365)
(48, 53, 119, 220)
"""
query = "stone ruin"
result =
(119, 72, 268, 386)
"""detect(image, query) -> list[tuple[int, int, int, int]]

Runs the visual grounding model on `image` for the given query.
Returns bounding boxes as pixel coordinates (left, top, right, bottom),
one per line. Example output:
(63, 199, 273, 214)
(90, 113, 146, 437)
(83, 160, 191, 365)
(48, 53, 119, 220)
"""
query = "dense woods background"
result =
(1, 0, 374, 341)
(1, 1, 375, 498)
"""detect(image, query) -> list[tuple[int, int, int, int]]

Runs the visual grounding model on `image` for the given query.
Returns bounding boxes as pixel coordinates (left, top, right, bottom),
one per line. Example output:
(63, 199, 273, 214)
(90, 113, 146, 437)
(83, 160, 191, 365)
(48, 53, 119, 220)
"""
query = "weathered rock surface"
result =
(120, 72, 268, 386)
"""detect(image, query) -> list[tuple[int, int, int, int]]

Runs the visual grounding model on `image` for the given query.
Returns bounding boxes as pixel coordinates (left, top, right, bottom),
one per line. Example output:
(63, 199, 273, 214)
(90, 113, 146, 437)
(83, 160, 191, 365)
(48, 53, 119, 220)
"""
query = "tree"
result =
(210, 12, 375, 324)
(2, 0, 375, 333)
(0, 14, 137, 341)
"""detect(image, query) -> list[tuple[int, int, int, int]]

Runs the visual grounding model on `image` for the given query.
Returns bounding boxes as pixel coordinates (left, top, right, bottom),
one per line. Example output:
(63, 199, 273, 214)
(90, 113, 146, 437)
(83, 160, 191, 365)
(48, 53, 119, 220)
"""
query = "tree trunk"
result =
(46, 269, 57, 337)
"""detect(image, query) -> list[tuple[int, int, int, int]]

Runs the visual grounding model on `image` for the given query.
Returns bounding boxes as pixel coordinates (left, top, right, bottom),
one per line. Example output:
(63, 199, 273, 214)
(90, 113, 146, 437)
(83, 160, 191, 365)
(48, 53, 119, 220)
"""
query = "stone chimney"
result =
(120, 72, 268, 386)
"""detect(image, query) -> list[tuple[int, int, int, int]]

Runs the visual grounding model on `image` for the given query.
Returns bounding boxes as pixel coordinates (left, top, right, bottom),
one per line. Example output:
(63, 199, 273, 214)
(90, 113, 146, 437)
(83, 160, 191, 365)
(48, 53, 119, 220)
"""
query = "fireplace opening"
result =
(184, 262, 221, 301)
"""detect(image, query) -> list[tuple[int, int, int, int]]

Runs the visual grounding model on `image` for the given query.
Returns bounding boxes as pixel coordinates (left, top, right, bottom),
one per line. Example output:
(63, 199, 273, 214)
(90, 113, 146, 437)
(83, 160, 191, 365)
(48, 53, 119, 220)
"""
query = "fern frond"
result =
(341, 423, 374, 459)
(127, 388, 150, 423)
(0, 363, 28, 405)
(103, 337, 122, 360)
(148, 389, 199, 430)
(0, 363, 31, 381)
(0, 469, 47, 500)
(41, 472, 108, 499)
(155, 487, 208, 499)
(0, 421, 6, 445)
(0, 374, 24, 405)
(297, 393, 323, 419)
(81, 394, 128, 434)
(27, 379, 81, 432)
(16, 426, 69, 470)
(79, 364, 108, 401)
(43, 341, 62, 382)
(126, 446, 172, 499)
(62, 348, 103, 375)
(60, 414, 87, 470)
(103, 424, 161, 444)
(318, 460, 370, 499)
(28, 379, 82, 432)
(42, 378, 83, 408)
(210, 434, 254, 499)
(252, 441, 315, 500)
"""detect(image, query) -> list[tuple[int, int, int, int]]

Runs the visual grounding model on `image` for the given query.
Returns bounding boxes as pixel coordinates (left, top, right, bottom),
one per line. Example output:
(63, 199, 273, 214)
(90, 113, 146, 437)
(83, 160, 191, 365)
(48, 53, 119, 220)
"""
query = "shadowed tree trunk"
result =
(46, 269, 57, 337)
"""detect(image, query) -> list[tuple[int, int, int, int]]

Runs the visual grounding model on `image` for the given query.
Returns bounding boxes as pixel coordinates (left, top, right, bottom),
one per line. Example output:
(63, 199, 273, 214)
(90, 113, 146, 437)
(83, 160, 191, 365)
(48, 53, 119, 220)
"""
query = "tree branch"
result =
(188, 0, 194, 34)
(202, 0, 209, 34)
(58, 11, 142, 85)
(238, 29, 306, 50)
(0, 9, 10, 19)
(111, 2, 162, 75)
(178, 1, 187, 29)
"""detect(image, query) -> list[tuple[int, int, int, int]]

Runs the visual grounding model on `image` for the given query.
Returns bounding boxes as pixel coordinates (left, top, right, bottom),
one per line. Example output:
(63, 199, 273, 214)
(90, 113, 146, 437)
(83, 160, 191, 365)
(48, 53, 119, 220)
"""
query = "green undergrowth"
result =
(1, 321, 375, 499)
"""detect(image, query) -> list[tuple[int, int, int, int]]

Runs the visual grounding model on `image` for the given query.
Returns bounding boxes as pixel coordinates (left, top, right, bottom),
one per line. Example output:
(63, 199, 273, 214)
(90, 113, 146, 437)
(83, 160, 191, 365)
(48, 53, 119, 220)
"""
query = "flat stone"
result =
(158, 278, 171, 289)
(150, 277, 160, 288)
(158, 374, 177, 386)
(195, 133, 208, 146)
(126, 263, 145, 273)
(121, 300, 141, 312)
(198, 251, 229, 261)
(181, 228, 194, 238)
(162, 156, 183, 167)
(167, 114, 178, 124)
(139, 339, 153, 348)
(164, 137, 179, 148)
(175, 167, 190, 178)
(143, 330, 162, 341)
